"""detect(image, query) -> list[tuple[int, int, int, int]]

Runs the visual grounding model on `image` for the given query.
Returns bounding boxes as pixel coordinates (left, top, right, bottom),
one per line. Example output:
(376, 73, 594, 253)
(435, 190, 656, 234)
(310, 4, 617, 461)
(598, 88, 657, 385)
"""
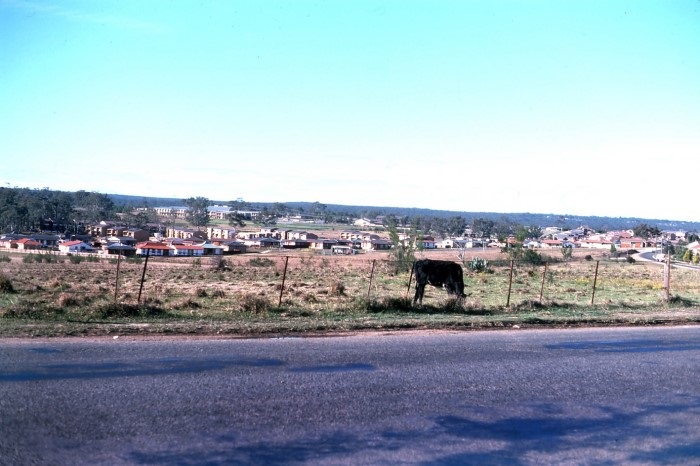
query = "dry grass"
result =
(1, 247, 699, 337)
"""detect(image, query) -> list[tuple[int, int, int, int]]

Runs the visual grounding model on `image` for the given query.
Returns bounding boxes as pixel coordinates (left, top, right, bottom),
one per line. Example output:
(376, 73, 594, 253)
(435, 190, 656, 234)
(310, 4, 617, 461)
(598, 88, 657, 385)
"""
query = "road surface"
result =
(1, 327, 700, 465)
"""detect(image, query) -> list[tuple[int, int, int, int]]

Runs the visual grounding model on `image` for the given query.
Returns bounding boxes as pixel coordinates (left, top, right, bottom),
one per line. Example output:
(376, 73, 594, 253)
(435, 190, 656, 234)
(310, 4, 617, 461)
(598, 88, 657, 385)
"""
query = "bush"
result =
(330, 281, 346, 296)
(249, 257, 275, 267)
(95, 302, 168, 318)
(68, 255, 83, 264)
(240, 294, 273, 314)
(0, 274, 14, 293)
(521, 249, 545, 266)
(467, 257, 489, 273)
(0, 255, 11, 263)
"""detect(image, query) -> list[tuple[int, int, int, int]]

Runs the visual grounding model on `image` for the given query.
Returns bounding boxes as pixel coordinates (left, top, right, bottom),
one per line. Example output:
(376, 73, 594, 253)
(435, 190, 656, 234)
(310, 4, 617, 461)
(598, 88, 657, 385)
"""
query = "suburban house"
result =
(353, 218, 384, 228)
(437, 239, 469, 249)
(104, 243, 137, 257)
(105, 236, 137, 246)
(171, 244, 204, 257)
(619, 237, 649, 249)
(309, 239, 339, 251)
(207, 205, 232, 220)
(540, 239, 564, 249)
(166, 227, 207, 240)
(11, 238, 41, 250)
(419, 236, 436, 249)
(136, 241, 172, 257)
(200, 243, 224, 255)
(340, 230, 366, 240)
(218, 240, 247, 254)
(578, 237, 616, 249)
(30, 233, 61, 248)
(361, 237, 392, 251)
(206, 226, 238, 240)
(58, 240, 94, 254)
(152, 206, 189, 219)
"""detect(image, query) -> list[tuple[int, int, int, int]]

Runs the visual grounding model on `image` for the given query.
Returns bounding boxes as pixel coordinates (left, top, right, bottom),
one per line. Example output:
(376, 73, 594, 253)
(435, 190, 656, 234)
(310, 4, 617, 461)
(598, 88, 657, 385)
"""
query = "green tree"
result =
(561, 245, 573, 261)
(73, 191, 115, 224)
(632, 223, 661, 239)
(471, 218, 494, 239)
(387, 219, 418, 273)
(227, 212, 246, 228)
(683, 249, 693, 263)
(183, 196, 211, 230)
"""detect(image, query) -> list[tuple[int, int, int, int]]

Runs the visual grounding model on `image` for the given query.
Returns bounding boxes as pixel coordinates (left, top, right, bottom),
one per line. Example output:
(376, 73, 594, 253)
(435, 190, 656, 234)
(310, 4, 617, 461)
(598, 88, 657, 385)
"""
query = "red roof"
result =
(16, 238, 40, 244)
(61, 240, 84, 247)
(136, 241, 171, 250)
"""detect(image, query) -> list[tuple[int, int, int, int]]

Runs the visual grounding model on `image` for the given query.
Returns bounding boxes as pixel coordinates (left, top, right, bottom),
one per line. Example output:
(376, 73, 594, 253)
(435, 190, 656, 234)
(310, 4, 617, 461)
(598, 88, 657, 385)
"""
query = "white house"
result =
(59, 240, 94, 254)
(171, 244, 204, 257)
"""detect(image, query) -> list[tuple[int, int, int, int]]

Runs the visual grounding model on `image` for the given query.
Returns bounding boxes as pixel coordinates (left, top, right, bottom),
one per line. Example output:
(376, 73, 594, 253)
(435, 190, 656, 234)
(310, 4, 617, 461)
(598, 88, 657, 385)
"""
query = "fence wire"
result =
(1, 253, 698, 314)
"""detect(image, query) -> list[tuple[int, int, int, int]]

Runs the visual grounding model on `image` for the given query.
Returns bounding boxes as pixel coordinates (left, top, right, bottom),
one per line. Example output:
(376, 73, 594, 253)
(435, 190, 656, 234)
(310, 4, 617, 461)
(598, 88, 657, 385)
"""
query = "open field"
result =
(1, 247, 699, 338)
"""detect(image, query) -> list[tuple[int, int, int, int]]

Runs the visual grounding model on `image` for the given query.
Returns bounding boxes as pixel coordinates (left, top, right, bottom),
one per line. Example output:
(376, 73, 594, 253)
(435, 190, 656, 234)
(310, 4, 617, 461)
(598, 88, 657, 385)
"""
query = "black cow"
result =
(412, 259, 466, 306)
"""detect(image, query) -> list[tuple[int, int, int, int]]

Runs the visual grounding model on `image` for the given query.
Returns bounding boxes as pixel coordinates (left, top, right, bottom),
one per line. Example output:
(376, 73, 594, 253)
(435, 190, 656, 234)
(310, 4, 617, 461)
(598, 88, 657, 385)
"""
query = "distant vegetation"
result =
(2, 187, 699, 236)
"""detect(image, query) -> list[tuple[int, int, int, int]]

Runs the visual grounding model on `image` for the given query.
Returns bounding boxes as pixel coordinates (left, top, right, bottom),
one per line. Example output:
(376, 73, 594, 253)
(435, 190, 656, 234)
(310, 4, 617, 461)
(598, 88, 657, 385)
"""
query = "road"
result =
(1, 327, 700, 465)
(637, 248, 700, 270)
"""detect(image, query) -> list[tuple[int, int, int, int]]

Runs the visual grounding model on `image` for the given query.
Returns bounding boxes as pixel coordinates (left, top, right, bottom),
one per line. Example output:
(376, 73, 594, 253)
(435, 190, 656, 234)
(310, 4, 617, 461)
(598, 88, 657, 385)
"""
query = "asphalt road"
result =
(1, 327, 700, 465)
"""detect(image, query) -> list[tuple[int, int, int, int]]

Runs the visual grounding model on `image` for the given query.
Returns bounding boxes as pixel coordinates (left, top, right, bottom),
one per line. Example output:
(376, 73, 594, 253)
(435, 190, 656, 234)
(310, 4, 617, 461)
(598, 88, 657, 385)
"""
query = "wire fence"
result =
(2, 251, 699, 313)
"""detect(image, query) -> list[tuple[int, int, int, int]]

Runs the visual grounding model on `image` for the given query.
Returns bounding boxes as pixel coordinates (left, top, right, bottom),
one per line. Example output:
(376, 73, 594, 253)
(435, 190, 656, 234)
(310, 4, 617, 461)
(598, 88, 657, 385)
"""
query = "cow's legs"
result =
(413, 282, 425, 306)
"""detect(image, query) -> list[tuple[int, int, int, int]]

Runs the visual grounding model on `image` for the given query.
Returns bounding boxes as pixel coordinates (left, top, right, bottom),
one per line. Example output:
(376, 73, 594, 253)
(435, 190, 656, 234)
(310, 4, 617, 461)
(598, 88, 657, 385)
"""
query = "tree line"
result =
(2, 188, 697, 243)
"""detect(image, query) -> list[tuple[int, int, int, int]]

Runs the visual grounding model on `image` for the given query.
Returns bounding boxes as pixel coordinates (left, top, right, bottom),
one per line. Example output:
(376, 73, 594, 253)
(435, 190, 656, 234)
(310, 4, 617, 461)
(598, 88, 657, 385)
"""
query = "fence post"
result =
(539, 262, 548, 303)
(405, 261, 415, 299)
(137, 250, 150, 305)
(114, 251, 122, 303)
(278, 256, 289, 307)
(506, 260, 514, 307)
(590, 260, 600, 305)
(366, 260, 376, 305)
(663, 253, 671, 302)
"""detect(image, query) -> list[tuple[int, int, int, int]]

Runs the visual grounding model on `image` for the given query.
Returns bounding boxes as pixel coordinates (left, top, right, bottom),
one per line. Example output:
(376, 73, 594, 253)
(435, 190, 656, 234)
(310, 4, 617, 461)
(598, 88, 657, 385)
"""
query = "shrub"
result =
(240, 294, 272, 314)
(0, 255, 11, 263)
(367, 296, 413, 312)
(68, 255, 83, 264)
(330, 281, 346, 296)
(210, 288, 226, 298)
(0, 274, 14, 293)
(96, 303, 168, 318)
(467, 257, 489, 273)
(56, 293, 81, 307)
(584, 255, 593, 261)
(249, 257, 275, 267)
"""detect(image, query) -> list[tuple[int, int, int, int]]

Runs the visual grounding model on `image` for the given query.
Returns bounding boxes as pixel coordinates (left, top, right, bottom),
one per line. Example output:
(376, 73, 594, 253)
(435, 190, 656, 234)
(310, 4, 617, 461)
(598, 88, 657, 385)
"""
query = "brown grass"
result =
(1, 247, 699, 337)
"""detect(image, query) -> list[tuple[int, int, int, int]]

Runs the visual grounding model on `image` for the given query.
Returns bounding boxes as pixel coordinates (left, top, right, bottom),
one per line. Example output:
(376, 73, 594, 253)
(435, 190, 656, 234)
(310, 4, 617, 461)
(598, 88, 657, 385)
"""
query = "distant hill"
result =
(108, 194, 700, 233)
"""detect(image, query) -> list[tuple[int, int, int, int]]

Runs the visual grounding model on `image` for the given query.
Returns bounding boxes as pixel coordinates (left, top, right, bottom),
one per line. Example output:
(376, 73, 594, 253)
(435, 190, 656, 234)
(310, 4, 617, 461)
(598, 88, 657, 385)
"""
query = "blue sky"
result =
(2, 0, 699, 221)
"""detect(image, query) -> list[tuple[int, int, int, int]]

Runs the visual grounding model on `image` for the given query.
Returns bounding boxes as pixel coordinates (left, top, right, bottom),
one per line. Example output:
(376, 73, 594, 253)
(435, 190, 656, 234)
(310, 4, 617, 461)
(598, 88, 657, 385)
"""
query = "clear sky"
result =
(2, 0, 699, 221)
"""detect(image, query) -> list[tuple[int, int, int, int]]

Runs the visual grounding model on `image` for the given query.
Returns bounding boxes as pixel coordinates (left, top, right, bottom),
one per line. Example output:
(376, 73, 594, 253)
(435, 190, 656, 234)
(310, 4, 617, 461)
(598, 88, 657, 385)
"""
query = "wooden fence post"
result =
(278, 256, 289, 307)
(366, 260, 376, 306)
(539, 262, 548, 303)
(663, 253, 671, 302)
(590, 260, 600, 305)
(137, 250, 150, 305)
(506, 260, 514, 307)
(114, 251, 122, 303)
(406, 261, 415, 299)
